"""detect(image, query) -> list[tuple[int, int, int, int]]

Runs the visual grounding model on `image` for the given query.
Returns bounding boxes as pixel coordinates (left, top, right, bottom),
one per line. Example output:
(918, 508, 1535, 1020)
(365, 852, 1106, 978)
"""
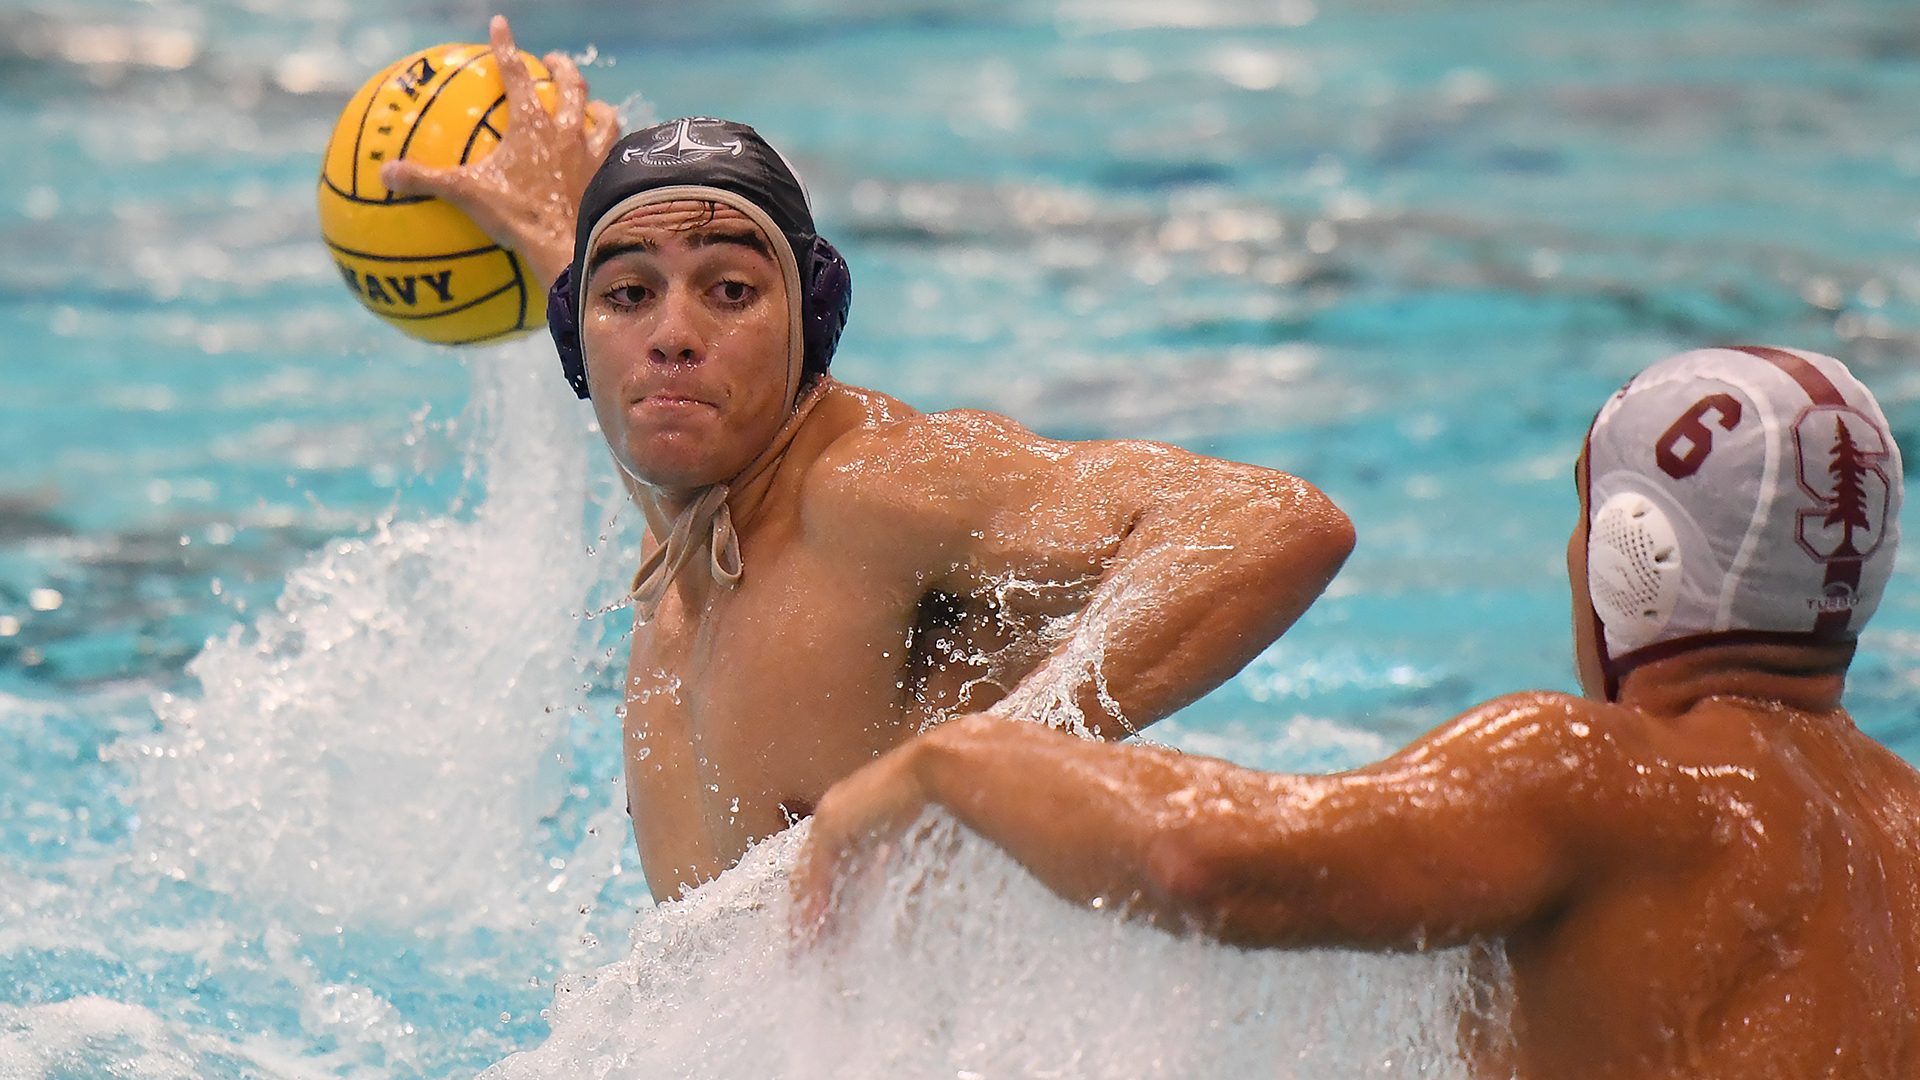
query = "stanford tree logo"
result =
(1794, 405, 1892, 564)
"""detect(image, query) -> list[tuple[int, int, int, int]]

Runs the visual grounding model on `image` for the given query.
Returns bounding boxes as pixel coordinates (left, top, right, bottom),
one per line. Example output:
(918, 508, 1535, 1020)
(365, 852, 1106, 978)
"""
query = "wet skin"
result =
(579, 200, 1355, 894)
(795, 464, 1920, 1077)
(388, 21, 1356, 899)
(799, 677, 1920, 1077)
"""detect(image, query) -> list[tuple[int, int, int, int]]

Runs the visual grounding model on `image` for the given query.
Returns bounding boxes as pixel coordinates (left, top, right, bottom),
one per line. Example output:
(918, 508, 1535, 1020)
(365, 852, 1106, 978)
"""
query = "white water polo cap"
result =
(1583, 346, 1902, 685)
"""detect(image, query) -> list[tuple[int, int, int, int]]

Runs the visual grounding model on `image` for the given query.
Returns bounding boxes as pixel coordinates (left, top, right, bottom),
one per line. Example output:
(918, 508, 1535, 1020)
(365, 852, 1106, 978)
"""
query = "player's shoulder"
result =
(809, 390, 1039, 497)
(792, 386, 1005, 540)
(817, 398, 1035, 476)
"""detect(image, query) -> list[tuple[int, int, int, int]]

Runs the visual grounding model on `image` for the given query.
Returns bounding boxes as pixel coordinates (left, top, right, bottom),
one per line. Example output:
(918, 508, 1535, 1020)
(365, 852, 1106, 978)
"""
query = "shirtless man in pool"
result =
(383, 19, 1355, 897)
(796, 347, 1920, 1077)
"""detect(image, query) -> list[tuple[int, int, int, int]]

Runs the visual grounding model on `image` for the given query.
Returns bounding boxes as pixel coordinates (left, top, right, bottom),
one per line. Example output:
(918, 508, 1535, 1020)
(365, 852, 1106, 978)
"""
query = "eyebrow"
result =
(689, 229, 773, 257)
(585, 229, 774, 283)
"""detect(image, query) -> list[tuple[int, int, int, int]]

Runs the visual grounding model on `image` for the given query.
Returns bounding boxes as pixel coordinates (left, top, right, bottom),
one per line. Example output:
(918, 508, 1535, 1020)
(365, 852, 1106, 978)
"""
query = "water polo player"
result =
(384, 17, 1356, 896)
(797, 347, 1920, 1077)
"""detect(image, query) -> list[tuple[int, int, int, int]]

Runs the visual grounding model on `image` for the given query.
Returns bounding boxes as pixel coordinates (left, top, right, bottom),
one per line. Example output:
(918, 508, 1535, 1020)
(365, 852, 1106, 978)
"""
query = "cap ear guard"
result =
(801, 234, 851, 380)
(1587, 490, 1683, 654)
(547, 266, 589, 399)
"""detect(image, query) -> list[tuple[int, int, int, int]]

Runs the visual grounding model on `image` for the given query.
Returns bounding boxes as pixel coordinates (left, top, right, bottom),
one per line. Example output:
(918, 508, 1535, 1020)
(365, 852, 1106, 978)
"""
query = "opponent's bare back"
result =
(1331, 675, 1920, 1077)
(1496, 686, 1920, 1077)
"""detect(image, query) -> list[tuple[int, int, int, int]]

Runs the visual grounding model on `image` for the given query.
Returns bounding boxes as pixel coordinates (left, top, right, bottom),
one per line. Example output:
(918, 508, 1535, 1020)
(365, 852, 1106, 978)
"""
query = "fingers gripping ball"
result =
(318, 44, 557, 345)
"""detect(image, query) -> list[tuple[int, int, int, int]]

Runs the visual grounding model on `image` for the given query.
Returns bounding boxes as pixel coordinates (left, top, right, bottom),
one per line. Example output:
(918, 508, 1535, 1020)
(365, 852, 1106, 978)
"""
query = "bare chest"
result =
(628, 562, 914, 806)
(616, 527, 1063, 892)
(620, 544, 968, 885)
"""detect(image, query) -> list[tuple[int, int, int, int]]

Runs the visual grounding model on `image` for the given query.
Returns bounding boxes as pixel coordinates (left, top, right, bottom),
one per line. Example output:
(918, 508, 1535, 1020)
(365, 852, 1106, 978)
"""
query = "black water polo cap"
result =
(570, 117, 819, 287)
(552, 117, 852, 402)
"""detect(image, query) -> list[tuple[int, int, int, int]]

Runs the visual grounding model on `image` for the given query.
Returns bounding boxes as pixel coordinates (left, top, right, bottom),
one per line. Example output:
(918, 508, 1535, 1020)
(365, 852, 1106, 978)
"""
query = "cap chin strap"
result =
(625, 382, 826, 623)
(1577, 431, 1625, 703)
(628, 483, 738, 621)
(1596, 616, 1622, 703)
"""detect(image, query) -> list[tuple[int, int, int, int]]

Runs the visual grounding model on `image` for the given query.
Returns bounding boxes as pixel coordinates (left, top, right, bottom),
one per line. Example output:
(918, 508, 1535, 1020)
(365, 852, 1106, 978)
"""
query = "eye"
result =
(603, 283, 651, 308)
(712, 280, 755, 306)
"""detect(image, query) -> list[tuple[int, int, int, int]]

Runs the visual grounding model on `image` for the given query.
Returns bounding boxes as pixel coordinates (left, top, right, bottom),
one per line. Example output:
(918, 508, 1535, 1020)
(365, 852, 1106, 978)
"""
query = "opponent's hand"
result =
(788, 740, 934, 948)
(381, 14, 620, 292)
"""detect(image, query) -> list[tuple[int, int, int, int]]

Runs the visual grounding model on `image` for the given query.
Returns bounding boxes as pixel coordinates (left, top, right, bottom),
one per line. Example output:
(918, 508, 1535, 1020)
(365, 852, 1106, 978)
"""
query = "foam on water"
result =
(0, 997, 331, 1080)
(115, 342, 625, 933)
(0, 342, 644, 1076)
(6, 337, 1517, 1077)
(489, 821, 1510, 1079)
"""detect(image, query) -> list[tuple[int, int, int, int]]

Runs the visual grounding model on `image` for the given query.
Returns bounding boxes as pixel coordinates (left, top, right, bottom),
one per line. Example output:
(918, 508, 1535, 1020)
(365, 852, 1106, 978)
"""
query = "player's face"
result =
(579, 200, 793, 494)
(1568, 449, 1607, 699)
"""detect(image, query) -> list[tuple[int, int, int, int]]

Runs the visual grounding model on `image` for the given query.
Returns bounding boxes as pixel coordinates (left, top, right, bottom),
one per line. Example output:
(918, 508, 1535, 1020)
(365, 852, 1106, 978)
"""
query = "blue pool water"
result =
(3, 1, 1918, 1075)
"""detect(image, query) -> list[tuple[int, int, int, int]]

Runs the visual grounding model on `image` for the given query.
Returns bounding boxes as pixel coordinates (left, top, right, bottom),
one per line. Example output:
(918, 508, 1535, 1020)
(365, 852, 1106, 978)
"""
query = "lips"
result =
(629, 387, 718, 411)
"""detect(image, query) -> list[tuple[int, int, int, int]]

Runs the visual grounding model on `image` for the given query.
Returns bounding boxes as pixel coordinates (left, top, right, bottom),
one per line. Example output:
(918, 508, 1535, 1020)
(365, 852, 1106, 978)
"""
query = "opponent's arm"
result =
(815, 410, 1354, 738)
(380, 15, 620, 291)
(796, 694, 1696, 948)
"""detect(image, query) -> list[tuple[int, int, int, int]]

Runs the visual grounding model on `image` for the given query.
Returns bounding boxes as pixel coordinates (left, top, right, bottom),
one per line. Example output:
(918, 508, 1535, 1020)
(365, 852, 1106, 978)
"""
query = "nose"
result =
(647, 285, 704, 367)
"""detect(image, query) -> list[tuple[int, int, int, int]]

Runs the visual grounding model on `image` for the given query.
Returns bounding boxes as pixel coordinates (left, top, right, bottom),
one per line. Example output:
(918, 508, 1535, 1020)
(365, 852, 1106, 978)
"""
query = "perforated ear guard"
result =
(547, 266, 588, 399)
(800, 235, 852, 380)
(548, 236, 852, 401)
(1587, 490, 1682, 653)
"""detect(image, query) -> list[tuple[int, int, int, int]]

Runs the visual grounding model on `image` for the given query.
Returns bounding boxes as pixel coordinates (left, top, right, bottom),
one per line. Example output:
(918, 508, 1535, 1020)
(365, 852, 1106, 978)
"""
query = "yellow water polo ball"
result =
(318, 44, 559, 345)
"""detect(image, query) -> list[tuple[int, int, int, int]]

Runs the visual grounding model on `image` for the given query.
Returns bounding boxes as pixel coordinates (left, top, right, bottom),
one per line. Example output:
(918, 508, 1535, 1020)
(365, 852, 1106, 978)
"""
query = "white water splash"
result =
(984, 573, 1140, 738)
(0, 995, 355, 1080)
(114, 341, 629, 933)
(41, 337, 1514, 1080)
(489, 819, 1511, 1079)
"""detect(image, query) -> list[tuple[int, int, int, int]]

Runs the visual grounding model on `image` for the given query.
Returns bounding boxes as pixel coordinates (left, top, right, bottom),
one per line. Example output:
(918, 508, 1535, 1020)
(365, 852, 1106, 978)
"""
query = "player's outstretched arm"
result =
(381, 15, 620, 291)
(795, 694, 1692, 948)
(810, 410, 1354, 738)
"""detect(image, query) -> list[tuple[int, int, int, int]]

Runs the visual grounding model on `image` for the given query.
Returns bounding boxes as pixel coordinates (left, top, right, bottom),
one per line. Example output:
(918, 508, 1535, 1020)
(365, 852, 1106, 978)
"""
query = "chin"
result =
(622, 456, 719, 493)
(615, 438, 733, 493)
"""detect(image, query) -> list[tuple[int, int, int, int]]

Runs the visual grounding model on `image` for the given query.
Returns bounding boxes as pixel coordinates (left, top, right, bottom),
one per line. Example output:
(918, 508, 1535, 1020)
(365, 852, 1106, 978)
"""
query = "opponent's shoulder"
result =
(1387, 693, 1724, 865)
(1404, 691, 1655, 775)
(1435, 690, 1613, 735)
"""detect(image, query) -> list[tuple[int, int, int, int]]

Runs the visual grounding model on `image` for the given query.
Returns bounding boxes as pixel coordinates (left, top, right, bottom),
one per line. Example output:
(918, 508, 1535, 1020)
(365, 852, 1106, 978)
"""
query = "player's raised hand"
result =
(383, 15, 620, 291)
